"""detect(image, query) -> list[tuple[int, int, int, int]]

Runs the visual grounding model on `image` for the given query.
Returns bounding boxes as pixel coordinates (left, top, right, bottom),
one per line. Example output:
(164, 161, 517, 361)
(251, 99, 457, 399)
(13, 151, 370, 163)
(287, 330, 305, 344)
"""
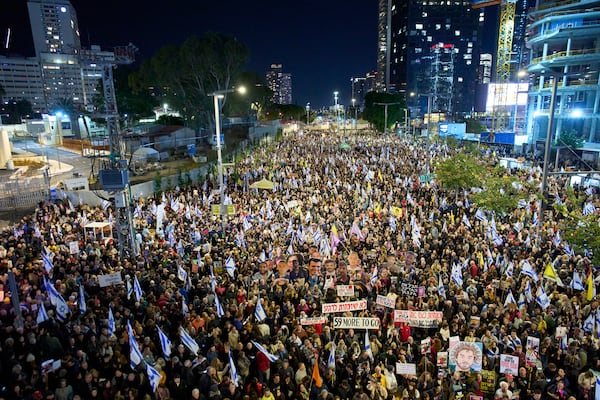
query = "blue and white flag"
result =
(504, 290, 517, 307)
(157, 326, 172, 360)
(462, 214, 471, 229)
(571, 270, 585, 291)
(108, 307, 115, 337)
(36, 302, 49, 325)
(127, 321, 143, 369)
(146, 363, 161, 392)
(127, 279, 133, 300)
(251, 340, 279, 362)
(584, 313, 595, 333)
(535, 285, 551, 309)
(179, 327, 200, 355)
(225, 256, 236, 278)
(451, 264, 463, 287)
(79, 285, 86, 314)
(258, 249, 267, 263)
(521, 260, 539, 282)
(475, 209, 487, 222)
(524, 280, 533, 303)
(505, 262, 514, 278)
(595, 375, 600, 400)
(177, 264, 187, 282)
(255, 297, 267, 322)
(328, 341, 336, 371)
(370, 266, 379, 286)
(532, 211, 539, 226)
(229, 352, 239, 387)
(517, 293, 526, 308)
(133, 276, 143, 302)
(286, 243, 294, 255)
(364, 331, 374, 361)
(43, 277, 69, 321)
(214, 293, 224, 318)
(182, 297, 189, 318)
(41, 250, 53, 274)
(583, 202, 596, 216)
(438, 275, 446, 298)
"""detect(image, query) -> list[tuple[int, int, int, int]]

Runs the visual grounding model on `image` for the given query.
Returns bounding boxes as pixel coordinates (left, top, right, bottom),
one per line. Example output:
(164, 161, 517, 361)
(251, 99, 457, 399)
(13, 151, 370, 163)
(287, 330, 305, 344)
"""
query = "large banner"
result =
(332, 317, 380, 330)
(300, 317, 327, 325)
(98, 272, 123, 287)
(394, 310, 443, 328)
(448, 342, 483, 373)
(322, 299, 367, 314)
(376, 295, 395, 308)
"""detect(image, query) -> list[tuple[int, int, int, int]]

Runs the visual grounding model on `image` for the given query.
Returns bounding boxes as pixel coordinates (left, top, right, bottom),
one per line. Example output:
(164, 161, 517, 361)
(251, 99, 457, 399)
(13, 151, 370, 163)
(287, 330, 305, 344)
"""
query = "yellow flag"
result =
(374, 203, 382, 215)
(478, 252, 484, 268)
(543, 263, 558, 280)
(367, 181, 371, 192)
(449, 211, 455, 225)
(391, 206, 403, 218)
(331, 224, 338, 237)
(378, 170, 383, 182)
(587, 272, 595, 301)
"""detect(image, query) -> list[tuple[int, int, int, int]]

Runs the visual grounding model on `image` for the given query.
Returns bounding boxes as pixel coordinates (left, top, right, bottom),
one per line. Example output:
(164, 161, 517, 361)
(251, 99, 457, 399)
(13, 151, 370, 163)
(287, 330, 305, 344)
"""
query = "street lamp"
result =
(352, 98, 357, 131)
(208, 86, 246, 218)
(334, 91, 339, 131)
(306, 102, 310, 128)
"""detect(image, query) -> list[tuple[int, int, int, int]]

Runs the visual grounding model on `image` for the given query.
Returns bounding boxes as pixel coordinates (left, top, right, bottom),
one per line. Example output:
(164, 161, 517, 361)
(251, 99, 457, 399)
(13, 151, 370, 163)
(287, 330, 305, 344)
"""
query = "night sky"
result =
(1, 0, 379, 108)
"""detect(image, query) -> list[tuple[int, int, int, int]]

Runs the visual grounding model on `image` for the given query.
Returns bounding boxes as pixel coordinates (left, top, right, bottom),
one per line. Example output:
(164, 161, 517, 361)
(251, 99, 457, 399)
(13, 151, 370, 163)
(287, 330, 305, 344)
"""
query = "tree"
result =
(458, 117, 486, 135)
(135, 33, 249, 130)
(362, 92, 406, 132)
(561, 212, 600, 265)
(263, 103, 306, 121)
(470, 166, 538, 214)
(224, 71, 271, 120)
(434, 153, 482, 193)
(0, 99, 35, 124)
(555, 129, 584, 149)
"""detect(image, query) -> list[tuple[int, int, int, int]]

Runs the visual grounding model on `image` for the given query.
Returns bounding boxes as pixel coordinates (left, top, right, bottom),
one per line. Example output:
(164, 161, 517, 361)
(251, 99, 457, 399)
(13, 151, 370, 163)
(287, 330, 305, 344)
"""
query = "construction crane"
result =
(473, 0, 516, 134)
(79, 44, 137, 259)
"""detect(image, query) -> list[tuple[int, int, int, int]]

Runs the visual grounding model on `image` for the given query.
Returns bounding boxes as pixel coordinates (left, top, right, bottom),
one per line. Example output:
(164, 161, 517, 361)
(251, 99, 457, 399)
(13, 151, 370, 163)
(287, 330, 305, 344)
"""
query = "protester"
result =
(0, 130, 598, 400)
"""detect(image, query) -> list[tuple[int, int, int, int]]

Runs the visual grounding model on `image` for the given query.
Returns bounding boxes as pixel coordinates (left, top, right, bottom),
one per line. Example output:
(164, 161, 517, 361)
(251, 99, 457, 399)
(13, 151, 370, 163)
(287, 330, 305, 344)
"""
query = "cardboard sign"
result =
(98, 272, 123, 287)
(500, 354, 519, 375)
(300, 317, 328, 325)
(437, 351, 448, 367)
(480, 370, 496, 393)
(526, 336, 540, 367)
(399, 282, 420, 297)
(336, 285, 355, 297)
(393, 310, 443, 328)
(376, 295, 395, 308)
(322, 299, 367, 314)
(332, 317, 380, 330)
(68, 241, 79, 254)
(396, 362, 417, 376)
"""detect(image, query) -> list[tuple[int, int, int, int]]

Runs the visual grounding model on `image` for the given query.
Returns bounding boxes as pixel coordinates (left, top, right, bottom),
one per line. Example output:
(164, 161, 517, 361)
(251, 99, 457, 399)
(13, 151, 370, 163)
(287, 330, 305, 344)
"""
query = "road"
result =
(12, 139, 93, 185)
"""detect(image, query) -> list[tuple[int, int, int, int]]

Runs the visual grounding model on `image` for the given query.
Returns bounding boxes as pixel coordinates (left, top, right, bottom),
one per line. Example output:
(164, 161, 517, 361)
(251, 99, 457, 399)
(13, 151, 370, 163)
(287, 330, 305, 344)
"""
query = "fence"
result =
(0, 189, 48, 210)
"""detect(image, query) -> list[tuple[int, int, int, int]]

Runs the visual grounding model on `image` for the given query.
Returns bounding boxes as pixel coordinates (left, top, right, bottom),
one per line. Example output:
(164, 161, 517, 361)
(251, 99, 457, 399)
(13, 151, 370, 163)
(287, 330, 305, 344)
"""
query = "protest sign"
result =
(393, 310, 443, 328)
(322, 299, 367, 314)
(336, 285, 355, 297)
(376, 295, 395, 308)
(499, 354, 519, 375)
(332, 317, 380, 330)
(98, 272, 123, 287)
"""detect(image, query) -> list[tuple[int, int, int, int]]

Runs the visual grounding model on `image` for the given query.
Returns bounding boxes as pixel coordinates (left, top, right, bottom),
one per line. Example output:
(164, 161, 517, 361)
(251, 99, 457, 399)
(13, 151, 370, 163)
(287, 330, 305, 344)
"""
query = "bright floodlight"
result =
(236, 86, 247, 95)
(570, 108, 584, 118)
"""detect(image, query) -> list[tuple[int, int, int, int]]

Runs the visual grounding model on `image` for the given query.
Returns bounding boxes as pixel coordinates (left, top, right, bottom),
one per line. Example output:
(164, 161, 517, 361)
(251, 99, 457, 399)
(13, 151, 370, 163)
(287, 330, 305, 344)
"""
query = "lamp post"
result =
(403, 109, 409, 135)
(352, 98, 357, 132)
(306, 102, 310, 128)
(209, 86, 246, 218)
(333, 91, 339, 131)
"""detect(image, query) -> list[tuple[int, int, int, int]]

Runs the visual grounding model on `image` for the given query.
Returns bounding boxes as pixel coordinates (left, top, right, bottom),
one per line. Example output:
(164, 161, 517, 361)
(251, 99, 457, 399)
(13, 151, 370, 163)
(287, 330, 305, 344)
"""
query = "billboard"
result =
(486, 83, 529, 112)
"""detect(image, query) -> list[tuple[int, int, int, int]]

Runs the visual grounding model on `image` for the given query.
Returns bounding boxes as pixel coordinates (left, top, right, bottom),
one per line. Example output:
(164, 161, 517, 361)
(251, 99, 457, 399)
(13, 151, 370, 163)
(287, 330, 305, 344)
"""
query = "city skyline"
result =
(1, 0, 378, 108)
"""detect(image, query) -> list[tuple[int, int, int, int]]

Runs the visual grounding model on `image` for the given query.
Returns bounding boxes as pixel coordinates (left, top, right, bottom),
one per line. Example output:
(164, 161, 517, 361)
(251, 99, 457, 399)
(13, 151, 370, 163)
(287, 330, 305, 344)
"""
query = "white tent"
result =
(132, 147, 159, 161)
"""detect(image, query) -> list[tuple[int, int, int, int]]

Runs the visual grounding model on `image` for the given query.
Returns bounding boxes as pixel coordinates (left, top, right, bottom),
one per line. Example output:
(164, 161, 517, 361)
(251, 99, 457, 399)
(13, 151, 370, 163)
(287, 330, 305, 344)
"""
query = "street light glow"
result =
(571, 108, 584, 118)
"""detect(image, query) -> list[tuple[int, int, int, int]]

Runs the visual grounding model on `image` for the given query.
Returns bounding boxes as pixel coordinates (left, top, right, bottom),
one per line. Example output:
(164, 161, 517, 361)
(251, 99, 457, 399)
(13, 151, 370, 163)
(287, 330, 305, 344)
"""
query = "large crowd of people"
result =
(0, 131, 598, 400)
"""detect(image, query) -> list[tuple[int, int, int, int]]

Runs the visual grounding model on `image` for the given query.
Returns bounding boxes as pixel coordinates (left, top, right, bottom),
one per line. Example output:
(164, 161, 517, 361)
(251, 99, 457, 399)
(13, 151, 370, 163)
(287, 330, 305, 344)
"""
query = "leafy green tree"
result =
(562, 213, 600, 265)
(135, 33, 249, 130)
(224, 72, 271, 120)
(555, 129, 584, 149)
(457, 117, 486, 135)
(470, 166, 536, 214)
(263, 103, 306, 121)
(434, 153, 482, 193)
(363, 92, 407, 132)
(157, 115, 185, 126)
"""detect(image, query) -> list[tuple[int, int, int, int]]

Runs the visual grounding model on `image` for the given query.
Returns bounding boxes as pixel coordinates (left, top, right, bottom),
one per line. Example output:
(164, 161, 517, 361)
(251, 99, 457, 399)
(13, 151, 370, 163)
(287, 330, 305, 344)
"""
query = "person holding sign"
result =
(449, 342, 483, 372)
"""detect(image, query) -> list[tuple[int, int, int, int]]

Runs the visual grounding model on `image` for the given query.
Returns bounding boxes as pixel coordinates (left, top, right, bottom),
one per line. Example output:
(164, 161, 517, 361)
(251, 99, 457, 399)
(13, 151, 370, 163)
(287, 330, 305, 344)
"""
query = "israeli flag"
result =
(146, 363, 161, 392)
(179, 327, 200, 355)
(79, 285, 86, 314)
(583, 202, 595, 216)
(390, 215, 397, 232)
(583, 313, 595, 333)
(328, 341, 336, 371)
(108, 307, 115, 337)
(182, 298, 189, 317)
(524, 280, 533, 303)
(535, 285, 551, 309)
(258, 249, 267, 263)
(157, 326, 172, 361)
(521, 260, 539, 282)
(102, 199, 111, 210)
(37, 302, 49, 325)
(225, 256, 236, 278)
(127, 279, 133, 300)
(571, 270, 585, 291)
(517, 293, 526, 308)
(177, 264, 187, 282)
(229, 352, 239, 387)
(504, 290, 517, 307)
(313, 229, 322, 246)
(438, 275, 446, 298)
(214, 293, 224, 318)
(364, 331, 374, 361)
(255, 297, 267, 322)
(505, 262, 514, 278)
(287, 242, 294, 255)
(243, 217, 251, 231)
(462, 214, 471, 228)
(370, 266, 379, 286)
(41, 250, 53, 274)
(43, 277, 69, 321)
(475, 209, 487, 222)
(451, 264, 463, 287)
(133, 276, 143, 302)
(532, 212, 539, 226)
(251, 340, 279, 362)
(518, 199, 527, 209)
(127, 321, 143, 369)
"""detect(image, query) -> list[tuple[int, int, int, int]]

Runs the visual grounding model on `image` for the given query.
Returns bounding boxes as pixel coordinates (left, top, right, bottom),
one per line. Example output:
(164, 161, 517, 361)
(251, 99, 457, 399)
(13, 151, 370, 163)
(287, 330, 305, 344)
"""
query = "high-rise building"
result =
(27, 0, 81, 56)
(378, 0, 485, 116)
(351, 71, 378, 107)
(525, 0, 600, 149)
(266, 64, 293, 105)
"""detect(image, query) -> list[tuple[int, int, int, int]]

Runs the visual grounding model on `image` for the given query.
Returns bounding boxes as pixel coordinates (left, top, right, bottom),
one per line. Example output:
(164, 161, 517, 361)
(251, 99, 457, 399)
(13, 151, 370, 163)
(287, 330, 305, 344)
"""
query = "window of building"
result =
(416, 23, 423, 29)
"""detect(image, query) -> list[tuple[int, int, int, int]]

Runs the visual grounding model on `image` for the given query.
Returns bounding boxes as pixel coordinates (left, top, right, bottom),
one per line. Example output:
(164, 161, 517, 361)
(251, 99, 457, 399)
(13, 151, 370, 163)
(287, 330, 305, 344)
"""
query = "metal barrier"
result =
(0, 189, 48, 210)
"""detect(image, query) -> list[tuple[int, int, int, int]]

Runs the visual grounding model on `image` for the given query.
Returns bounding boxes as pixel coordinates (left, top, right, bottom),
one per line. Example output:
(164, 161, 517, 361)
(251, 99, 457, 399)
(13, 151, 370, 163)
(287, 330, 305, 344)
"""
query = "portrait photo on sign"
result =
(448, 341, 483, 372)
